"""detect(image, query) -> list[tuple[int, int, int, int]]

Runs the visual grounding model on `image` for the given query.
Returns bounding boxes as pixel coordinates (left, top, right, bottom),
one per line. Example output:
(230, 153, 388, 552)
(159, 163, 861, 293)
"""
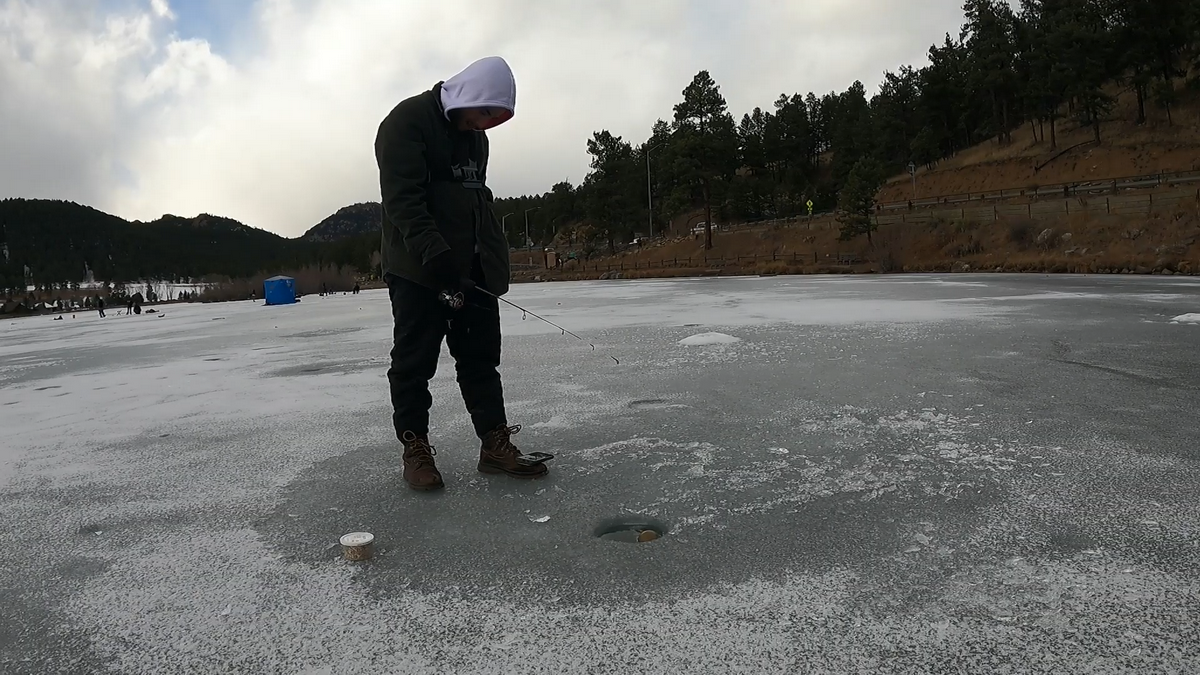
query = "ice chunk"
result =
(529, 515, 550, 523)
(679, 332, 742, 346)
(530, 415, 570, 429)
(1170, 313, 1200, 324)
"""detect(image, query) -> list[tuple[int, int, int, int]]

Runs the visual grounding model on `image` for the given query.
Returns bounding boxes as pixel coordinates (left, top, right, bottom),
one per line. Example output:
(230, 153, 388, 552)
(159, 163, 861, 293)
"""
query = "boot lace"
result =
(486, 424, 522, 456)
(401, 431, 438, 469)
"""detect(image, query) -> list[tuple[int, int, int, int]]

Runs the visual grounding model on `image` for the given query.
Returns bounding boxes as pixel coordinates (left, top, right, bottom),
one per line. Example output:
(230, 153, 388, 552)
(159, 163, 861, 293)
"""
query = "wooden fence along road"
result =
(718, 185, 1199, 234)
(872, 186, 1200, 226)
(878, 168, 1200, 211)
(555, 251, 863, 274)
(517, 170, 1199, 274)
(734, 169, 1200, 231)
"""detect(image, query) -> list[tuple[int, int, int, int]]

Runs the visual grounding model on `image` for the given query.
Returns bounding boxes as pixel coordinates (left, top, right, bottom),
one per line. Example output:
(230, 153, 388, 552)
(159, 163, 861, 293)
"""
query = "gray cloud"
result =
(0, 0, 967, 236)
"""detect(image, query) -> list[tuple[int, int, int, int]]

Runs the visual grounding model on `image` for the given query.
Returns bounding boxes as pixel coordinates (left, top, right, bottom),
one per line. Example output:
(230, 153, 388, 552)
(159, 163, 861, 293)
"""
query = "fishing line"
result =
(442, 283, 621, 365)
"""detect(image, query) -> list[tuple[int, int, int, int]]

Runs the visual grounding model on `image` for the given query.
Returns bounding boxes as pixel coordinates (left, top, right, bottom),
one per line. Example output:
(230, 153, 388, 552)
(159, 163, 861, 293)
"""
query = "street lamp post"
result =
(524, 207, 540, 251)
(501, 212, 515, 247)
(646, 143, 662, 238)
(908, 162, 917, 200)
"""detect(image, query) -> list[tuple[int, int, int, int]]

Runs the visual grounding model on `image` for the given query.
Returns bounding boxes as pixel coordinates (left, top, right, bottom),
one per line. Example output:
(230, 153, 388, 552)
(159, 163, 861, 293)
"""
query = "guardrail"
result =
(557, 251, 866, 273)
(878, 169, 1200, 211)
(687, 181, 1198, 234)
(871, 186, 1200, 226)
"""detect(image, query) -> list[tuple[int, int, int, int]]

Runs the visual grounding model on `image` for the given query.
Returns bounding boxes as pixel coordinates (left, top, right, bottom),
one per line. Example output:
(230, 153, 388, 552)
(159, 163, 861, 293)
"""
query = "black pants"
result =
(386, 270, 506, 440)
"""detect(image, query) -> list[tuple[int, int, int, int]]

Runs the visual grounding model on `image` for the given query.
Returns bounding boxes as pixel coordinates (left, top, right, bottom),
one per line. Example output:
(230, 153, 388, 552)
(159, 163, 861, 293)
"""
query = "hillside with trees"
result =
(2, 0, 1197, 296)
(0, 199, 380, 294)
(496, 0, 1199, 253)
(301, 203, 381, 242)
(0, 199, 311, 292)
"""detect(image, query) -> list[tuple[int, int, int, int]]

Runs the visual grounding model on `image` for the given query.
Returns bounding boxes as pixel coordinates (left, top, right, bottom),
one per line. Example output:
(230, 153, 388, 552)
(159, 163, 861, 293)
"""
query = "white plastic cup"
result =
(340, 532, 375, 561)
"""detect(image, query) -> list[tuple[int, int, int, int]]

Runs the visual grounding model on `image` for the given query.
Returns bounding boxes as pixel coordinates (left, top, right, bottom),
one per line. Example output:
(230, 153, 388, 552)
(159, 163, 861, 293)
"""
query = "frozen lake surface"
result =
(2, 274, 1199, 674)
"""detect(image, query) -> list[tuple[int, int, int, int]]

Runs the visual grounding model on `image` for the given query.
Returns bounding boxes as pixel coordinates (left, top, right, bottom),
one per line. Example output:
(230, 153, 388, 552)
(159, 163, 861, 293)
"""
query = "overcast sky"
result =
(0, 0, 970, 237)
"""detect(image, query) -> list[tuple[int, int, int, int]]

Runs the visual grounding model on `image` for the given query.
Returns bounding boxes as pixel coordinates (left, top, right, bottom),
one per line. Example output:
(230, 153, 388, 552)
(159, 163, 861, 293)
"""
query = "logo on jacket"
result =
(451, 159, 483, 188)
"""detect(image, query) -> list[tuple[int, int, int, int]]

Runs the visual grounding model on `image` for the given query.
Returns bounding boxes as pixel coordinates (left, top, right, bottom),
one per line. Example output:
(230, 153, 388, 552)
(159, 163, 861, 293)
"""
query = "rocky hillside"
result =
(301, 202, 380, 242)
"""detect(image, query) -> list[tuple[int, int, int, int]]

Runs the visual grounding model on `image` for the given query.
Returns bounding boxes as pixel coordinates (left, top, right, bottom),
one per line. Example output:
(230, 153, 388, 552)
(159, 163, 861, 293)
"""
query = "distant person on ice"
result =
(375, 55, 544, 491)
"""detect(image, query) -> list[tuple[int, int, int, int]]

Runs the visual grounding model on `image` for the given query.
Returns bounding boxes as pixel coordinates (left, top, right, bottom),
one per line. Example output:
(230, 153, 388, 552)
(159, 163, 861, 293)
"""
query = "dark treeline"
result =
(0, 199, 379, 293)
(497, 0, 1199, 250)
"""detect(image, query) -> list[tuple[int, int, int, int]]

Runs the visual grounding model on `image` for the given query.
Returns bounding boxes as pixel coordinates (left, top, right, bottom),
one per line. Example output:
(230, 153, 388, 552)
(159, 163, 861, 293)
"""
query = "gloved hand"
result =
(424, 251, 462, 292)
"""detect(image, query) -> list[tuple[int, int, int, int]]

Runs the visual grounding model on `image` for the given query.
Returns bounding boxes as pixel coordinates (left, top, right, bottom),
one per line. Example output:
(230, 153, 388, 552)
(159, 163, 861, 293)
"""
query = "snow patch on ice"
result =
(679, 332, 742, 346)
(64, 528, 1199, 674)
(529, 415, 572, 429)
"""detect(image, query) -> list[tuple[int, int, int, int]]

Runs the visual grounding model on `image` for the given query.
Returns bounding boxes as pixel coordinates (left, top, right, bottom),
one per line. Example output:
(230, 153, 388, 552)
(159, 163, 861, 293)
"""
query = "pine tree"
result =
(916, 35, 972, 156)
(767, 93, 815, 214)
(583, 131, 640, 254)
(1019, 0, 1079, 149)
(836, 158, 885, 245)
(1115, 0, 1195, 125)
(1053, 0, 1117, 143)
(805, 92, 824, 163)
(828, 81, 875, 189)
(672, 71, 739, 250)
(541, 181, 577, 244)
(643, 118, 681, 233)
(872, 66, 922, 170)
(1010, 9, 1043, 141)
(962, 0, 1019, 145)
(736, 107, 775, 218)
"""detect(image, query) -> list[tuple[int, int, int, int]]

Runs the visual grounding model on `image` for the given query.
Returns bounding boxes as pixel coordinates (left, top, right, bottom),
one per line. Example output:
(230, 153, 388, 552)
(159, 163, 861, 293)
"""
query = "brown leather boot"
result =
(478, 424, 549, 478)
(401, 431, 444, 491)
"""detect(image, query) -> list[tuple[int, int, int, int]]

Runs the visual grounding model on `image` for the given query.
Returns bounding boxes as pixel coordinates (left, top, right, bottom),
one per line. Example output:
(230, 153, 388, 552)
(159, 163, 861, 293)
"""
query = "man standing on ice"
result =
(374, 56, 548, 491)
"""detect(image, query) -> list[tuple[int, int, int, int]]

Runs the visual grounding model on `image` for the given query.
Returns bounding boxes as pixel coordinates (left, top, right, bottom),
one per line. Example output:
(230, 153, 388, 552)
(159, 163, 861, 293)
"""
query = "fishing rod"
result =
(440, 281, 620, 365)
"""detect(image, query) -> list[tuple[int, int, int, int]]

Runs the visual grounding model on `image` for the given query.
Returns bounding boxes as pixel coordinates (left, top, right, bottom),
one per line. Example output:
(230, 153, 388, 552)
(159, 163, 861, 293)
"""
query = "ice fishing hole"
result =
(593, 516, 669, 543)
(629, 399, 670, 410)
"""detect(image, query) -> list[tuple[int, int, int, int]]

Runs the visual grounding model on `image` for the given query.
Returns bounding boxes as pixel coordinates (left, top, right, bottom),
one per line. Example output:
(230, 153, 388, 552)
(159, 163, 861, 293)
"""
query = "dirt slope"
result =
(877, 83, 1200, 203)
(517, 192, 1200, 280)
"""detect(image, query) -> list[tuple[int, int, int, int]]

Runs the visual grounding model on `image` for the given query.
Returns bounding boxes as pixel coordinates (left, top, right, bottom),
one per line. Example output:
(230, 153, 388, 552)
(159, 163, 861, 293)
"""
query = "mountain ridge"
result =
(301, 202, 381, 242)
(0, 198, 376, 290)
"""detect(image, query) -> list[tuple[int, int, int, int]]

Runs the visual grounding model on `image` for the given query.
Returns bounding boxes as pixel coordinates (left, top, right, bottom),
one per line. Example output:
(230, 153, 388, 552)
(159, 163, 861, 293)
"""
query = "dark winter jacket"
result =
(374, 59, 516, 296)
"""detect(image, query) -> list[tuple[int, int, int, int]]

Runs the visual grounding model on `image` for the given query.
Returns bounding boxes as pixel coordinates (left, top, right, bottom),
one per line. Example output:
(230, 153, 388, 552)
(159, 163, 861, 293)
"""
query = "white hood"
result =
(439, 56, 516, 123)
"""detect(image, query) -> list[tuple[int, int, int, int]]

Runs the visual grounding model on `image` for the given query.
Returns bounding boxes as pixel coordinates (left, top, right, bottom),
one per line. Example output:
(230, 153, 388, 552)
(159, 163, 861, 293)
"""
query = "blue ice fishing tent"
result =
(263, 275, 297, 306)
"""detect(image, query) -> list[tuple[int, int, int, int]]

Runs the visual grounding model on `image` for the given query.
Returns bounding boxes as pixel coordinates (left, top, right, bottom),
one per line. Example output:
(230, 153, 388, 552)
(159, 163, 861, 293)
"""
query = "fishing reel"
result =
(438, 290, 465, 310)
(515, 451, 555, 467)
